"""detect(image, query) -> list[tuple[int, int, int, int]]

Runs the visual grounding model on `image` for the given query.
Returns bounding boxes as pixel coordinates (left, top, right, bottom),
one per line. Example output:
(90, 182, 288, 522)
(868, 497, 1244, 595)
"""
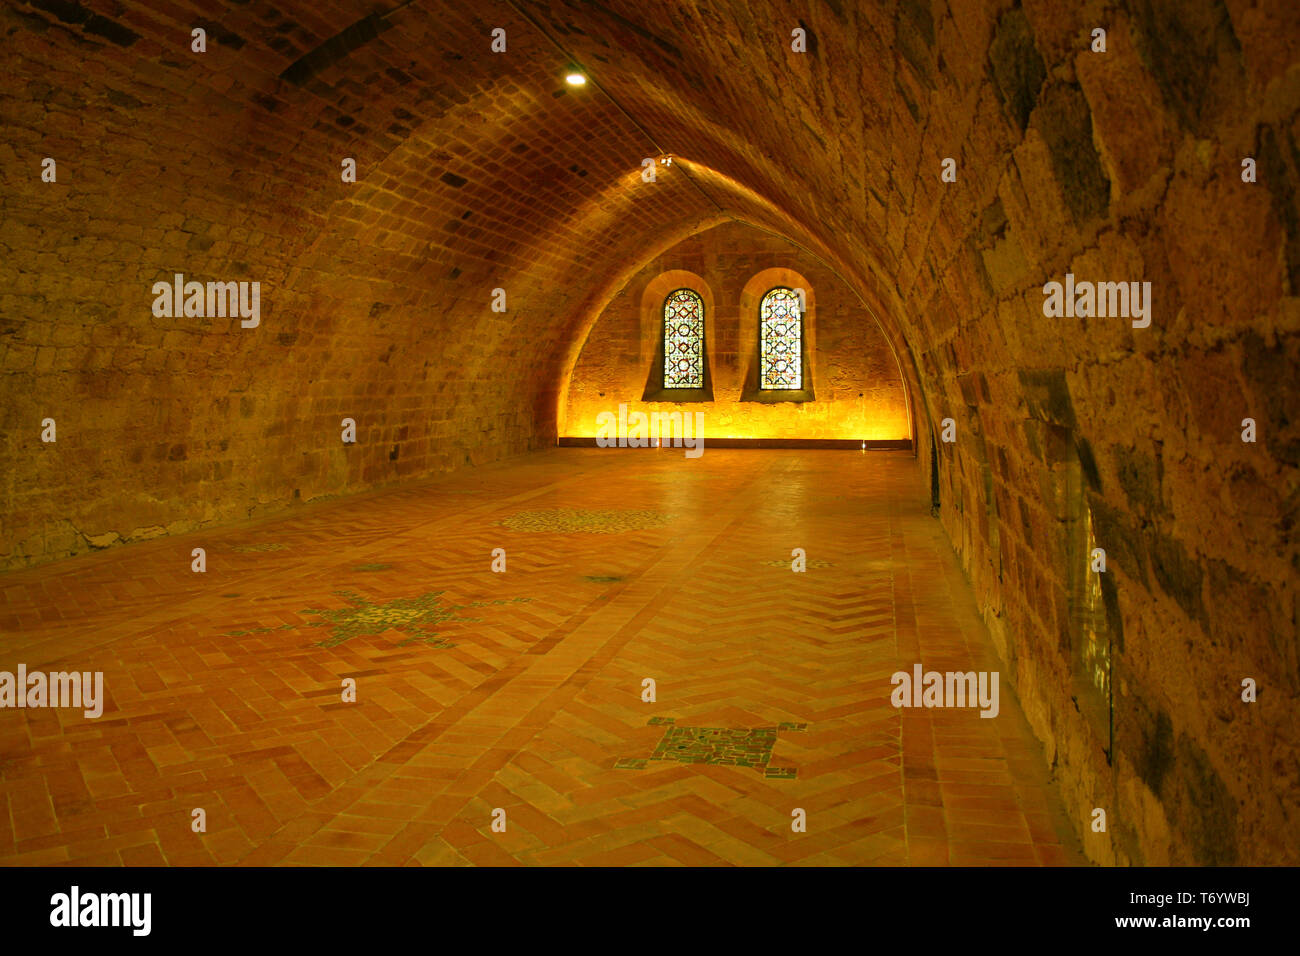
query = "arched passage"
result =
(0, 0, 1296, 871)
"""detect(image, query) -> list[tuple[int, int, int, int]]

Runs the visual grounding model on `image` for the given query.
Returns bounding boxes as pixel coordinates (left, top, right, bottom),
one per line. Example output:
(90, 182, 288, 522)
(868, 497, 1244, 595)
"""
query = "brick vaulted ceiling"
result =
(3, 0, 935, 555)
(2, 0, 1300, 863)
(2, 0, 1293, 560)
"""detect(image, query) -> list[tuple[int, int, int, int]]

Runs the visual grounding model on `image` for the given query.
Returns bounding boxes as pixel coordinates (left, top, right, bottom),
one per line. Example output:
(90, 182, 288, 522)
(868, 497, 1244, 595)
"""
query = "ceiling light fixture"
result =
(565, 71, 587, 86)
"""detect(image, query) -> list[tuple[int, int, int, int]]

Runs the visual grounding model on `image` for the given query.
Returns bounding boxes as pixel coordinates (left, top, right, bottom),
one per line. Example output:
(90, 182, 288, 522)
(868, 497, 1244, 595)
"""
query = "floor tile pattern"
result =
(0, 450, 1083, 866)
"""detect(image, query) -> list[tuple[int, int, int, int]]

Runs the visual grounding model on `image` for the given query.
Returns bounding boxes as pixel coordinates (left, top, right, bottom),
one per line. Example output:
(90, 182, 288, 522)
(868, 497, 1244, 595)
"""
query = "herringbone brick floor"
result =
(0, 449, 1082, 866)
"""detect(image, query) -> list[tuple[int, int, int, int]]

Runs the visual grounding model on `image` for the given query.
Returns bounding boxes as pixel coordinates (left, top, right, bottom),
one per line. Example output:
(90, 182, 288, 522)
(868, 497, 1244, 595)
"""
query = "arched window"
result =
(662, 288, 705, 389)
(759, 287, 803, 389)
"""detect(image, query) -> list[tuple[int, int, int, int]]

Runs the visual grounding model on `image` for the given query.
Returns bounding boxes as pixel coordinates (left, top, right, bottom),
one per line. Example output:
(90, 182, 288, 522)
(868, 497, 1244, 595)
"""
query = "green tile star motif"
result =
(224, 590, 530, 648)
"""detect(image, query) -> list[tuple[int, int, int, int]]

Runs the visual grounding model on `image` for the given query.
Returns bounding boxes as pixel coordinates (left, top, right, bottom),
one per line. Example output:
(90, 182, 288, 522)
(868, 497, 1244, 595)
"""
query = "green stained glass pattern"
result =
(759, 287, 802, 389)
(663, 288, 704, 388)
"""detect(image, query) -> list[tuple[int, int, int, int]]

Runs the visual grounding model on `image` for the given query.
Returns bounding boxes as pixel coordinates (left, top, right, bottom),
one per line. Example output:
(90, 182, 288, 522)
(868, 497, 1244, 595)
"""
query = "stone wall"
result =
(908, 0, 1300, 865)
(0, 0, 1296, 864)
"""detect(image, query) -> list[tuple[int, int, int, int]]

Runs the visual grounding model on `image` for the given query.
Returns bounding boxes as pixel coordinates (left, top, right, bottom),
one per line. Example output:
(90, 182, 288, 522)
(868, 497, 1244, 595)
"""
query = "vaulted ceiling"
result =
(4, 0, 1299, 862)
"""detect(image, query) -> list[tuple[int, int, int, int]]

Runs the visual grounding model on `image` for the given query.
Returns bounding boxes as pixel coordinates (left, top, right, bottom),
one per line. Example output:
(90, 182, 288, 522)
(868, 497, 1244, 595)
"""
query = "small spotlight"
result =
(565, 72, 587, 86)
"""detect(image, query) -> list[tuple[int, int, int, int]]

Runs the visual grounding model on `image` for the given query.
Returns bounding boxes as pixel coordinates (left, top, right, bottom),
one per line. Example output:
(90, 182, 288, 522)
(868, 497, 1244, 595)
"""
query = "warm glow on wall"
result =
(565, 402, 911, 442)
(559, 222, 913, 443)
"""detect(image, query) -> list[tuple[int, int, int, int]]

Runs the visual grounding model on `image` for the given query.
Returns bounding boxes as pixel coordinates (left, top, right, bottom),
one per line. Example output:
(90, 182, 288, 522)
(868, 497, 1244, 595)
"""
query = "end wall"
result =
(562, 222, 911, 441)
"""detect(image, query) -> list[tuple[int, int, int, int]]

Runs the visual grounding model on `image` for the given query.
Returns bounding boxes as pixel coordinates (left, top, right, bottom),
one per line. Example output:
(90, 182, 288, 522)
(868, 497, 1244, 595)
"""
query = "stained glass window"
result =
(759, 287, 802, 389)
(662, 289, 704, 388)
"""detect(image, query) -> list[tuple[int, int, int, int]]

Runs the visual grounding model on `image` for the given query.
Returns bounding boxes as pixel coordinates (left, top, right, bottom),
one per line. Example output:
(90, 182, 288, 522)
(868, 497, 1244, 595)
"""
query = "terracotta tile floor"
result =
(0, 449, 1083, 866)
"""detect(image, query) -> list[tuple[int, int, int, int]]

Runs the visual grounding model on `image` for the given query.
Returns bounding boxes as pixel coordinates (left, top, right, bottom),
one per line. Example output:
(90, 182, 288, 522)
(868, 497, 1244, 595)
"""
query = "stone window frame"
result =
(641, 270, 714, 403)
(740, 267, 816, 403)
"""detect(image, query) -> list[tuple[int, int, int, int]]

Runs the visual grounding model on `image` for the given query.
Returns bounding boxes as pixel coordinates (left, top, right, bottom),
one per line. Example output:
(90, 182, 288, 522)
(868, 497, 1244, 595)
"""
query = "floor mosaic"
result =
(497, 508, 677, 534)
(616, 719, 809, 778)
(224, 590, 530, 648)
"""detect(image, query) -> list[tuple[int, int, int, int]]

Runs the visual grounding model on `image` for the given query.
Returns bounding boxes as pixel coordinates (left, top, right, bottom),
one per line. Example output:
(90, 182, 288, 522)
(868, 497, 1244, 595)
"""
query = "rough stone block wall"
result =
(910, 0, 1300, 865)
(563, 222, 911, 440)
